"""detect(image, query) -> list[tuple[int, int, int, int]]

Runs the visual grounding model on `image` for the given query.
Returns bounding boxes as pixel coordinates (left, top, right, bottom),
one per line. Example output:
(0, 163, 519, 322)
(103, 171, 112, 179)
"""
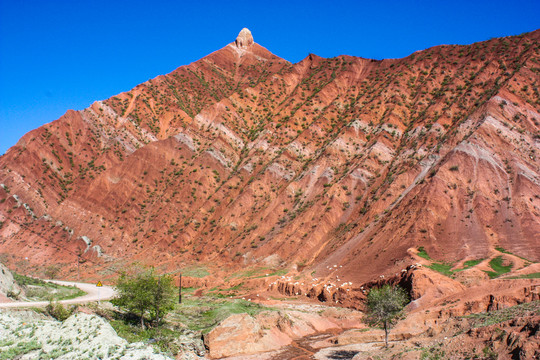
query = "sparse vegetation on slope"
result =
(418, 248, 486, 277)
(463, 300, 540, 327)
(12, 273, 86, 301)
(506, 272, 540, 279)
(484, 256, 513, 278)
(168, 290, 269, 333)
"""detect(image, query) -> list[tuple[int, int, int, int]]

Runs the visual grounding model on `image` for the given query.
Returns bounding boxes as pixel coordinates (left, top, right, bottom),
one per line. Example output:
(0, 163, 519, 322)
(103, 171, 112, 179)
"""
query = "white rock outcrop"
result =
(0, 262, 21, 298)
(235, 28, 254, 48)
(0, 311, 173, 359)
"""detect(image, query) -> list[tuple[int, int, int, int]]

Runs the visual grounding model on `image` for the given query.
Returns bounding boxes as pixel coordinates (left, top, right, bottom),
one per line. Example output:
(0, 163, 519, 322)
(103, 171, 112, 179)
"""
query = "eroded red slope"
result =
(0, 29, 538, 288)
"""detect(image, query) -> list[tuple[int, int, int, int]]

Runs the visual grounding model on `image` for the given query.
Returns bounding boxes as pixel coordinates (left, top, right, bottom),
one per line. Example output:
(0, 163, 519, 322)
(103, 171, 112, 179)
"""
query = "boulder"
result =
(0, 262, 21, 299)
(204, 313, 291, 358)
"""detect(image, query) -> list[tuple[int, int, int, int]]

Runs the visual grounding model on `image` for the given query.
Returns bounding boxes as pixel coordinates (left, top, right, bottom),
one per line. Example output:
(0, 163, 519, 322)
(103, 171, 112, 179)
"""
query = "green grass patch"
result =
(426, 258, 484, 277)
(426, 263, 454, 276)
(495, 247, 534, 263)
(495, 246, 512, 254)
(463, 259, 484, 268)
(12, 273, 86, 301)
(206, 283, 245, 298)
(24, 286, 86, 301)
(484, 256, 513, 279)
(169, 294, 270, 334)
(463, 300, 540, 328)
(417, 246, 431, 260)
(180, 287, 197, 294)
(13, 273, 52, 287)
(181, 266, 210, 278)
(452, 259, 485, 274)
(506, 272, 540, 279)
(225, 267, 266, 280)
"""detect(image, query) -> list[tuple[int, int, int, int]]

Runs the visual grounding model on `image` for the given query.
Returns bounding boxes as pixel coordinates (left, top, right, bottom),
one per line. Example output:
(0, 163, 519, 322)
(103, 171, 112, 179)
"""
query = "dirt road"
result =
(0, 280, 116, 308)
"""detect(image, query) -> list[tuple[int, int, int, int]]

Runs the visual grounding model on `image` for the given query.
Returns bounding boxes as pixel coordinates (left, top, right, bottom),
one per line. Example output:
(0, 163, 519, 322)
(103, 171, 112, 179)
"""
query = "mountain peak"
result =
(235, 28, 254, 49)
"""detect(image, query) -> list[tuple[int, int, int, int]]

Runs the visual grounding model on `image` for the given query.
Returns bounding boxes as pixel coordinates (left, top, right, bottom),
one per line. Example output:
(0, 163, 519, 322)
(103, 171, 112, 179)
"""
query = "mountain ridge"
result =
(0, 29, 539, 290)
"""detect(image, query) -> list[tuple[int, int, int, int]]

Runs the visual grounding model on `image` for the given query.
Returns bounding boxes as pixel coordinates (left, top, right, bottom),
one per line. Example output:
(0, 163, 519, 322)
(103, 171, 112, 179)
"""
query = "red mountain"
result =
(0, 28, 539, 295)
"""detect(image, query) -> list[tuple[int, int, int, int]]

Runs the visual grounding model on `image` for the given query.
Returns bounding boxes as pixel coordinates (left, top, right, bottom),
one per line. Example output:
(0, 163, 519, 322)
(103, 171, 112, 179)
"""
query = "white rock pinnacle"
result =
(235, 28, 254, 49)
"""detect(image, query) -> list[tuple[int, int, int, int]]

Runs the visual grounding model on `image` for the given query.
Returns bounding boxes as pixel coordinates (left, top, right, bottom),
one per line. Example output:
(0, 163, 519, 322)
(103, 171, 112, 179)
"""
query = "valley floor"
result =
(1, 297, 538, 360)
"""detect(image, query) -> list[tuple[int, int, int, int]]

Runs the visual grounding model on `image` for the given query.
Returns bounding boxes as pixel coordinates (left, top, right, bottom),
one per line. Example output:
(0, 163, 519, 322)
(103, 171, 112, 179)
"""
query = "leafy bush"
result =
(46, 301, 76, 321)
(112, 268, 176, 328)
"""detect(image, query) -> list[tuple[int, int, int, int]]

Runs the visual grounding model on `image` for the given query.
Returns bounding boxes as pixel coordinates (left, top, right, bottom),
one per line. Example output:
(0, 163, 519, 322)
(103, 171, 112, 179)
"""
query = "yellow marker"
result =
(96, 281, 103, 287)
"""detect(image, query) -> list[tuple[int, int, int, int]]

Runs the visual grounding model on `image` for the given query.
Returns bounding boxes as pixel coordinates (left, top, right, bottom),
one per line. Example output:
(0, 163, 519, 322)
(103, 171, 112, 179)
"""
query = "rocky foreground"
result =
(1, 296, 538, 360)
(0, 311, 175, 360)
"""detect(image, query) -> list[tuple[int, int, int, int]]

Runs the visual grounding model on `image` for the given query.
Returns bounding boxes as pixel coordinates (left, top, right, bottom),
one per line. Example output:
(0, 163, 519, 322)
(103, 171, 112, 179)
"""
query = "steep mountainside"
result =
(0, 28, 539, 287)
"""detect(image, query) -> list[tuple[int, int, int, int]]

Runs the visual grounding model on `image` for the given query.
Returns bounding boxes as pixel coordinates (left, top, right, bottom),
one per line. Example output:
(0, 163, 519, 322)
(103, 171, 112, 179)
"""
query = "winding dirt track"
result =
(0, 280, 116, 308)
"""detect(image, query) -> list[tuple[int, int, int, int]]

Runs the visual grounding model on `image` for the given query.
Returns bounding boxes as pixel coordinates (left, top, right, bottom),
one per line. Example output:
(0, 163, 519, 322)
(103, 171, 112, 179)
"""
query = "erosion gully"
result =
(270, 330, 352, 360)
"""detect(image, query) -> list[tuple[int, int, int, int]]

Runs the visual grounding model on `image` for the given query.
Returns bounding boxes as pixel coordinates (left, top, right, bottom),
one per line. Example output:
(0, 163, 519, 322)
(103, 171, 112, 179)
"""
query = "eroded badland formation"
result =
(1, 28, 539, 358)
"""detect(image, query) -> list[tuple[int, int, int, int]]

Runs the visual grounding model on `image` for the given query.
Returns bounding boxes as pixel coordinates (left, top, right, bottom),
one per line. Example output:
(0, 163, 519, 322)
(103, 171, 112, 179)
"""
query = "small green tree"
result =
(364, 284, 408, 347)
(44, 265, 60, 279)
(112, 268, 176, 328)
(149, 273, 176, 325)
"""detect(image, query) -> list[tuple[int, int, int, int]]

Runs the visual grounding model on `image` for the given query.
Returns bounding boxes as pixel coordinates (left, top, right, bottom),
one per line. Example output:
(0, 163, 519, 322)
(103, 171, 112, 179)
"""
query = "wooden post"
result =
(178, 273, 182, 304)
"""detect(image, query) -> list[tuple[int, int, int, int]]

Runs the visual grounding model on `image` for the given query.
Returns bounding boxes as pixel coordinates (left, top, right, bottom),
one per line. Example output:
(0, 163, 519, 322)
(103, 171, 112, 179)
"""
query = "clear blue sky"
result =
(1, 0, 539, 155)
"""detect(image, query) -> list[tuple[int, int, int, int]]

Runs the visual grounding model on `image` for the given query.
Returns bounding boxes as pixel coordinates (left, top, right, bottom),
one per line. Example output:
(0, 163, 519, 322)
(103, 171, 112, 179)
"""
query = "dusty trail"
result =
(0, 280, 116, 308)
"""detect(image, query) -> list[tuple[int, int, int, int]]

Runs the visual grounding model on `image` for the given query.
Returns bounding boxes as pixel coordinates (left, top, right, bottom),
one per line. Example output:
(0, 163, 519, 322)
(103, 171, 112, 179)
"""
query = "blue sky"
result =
(1, 0, 539, 155)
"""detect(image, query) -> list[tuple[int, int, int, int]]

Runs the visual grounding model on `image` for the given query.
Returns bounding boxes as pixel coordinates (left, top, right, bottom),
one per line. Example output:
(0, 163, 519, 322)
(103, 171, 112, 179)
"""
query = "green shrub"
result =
(46, 301, 75, 321)
(112, 268, 176, 328)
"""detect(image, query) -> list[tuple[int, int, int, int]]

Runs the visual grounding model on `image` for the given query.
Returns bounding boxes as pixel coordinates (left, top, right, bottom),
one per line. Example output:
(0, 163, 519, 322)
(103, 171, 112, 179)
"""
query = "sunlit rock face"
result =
(235, 28, 254, 48)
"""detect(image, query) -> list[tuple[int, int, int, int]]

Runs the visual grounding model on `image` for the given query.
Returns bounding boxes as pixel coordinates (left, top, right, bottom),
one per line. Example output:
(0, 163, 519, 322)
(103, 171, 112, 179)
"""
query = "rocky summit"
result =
(0, 29, 539, 353)
(235, 27, 254, 48)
